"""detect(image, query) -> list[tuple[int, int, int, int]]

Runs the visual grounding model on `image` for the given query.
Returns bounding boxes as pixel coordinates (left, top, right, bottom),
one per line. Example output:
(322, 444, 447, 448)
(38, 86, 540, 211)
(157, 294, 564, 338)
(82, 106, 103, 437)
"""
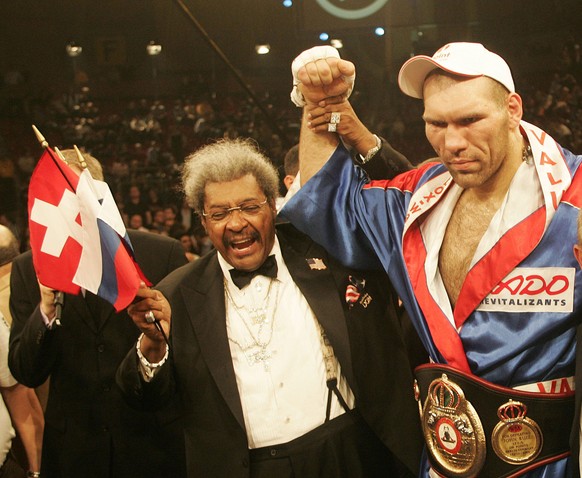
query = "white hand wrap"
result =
(290, 46, 355, 107)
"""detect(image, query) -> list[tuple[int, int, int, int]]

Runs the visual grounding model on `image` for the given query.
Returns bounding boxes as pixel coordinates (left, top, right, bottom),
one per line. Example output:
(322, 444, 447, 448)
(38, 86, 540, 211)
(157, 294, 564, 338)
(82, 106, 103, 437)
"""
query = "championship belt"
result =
(414, 364, 574, 478)
(491, 400, 543, 465)
(417, 371, 486, 477)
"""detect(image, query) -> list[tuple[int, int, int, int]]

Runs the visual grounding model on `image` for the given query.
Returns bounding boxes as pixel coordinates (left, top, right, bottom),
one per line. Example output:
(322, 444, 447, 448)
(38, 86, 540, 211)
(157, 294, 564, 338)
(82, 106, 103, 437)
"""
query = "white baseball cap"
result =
(398, 42, 515, 99)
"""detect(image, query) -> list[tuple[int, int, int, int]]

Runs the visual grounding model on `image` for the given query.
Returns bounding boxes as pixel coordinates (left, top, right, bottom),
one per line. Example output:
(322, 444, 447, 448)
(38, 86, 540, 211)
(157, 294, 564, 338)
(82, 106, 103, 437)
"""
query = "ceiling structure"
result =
(1, 0, 580, 104)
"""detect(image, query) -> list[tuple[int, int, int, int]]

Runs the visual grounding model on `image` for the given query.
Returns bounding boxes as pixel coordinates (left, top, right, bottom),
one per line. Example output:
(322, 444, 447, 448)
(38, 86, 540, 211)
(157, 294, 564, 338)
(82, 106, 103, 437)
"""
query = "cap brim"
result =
(398, 56, 482, 99)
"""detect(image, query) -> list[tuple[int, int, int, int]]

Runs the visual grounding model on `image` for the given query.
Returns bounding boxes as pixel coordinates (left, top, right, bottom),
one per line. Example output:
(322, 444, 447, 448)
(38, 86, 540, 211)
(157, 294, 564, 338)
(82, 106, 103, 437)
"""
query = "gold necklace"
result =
(225, 279, 280, 371)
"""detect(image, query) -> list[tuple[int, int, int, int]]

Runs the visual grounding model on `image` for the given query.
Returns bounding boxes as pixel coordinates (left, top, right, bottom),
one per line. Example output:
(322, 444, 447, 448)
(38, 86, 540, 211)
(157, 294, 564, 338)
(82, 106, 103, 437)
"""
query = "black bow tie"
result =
(229, 255, 278, 289)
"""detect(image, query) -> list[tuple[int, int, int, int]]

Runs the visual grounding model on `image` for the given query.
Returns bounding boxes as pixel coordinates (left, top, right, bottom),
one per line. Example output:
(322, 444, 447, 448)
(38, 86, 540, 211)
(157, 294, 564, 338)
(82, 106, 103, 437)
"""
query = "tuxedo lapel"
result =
(180, 256, 246, 430)
(279, 232, 355, 388)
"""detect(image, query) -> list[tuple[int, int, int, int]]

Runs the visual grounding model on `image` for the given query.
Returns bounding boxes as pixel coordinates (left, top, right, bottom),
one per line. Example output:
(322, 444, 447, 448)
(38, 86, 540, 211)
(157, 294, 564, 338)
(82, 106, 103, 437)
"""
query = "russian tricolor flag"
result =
(28, 147, 150, 311)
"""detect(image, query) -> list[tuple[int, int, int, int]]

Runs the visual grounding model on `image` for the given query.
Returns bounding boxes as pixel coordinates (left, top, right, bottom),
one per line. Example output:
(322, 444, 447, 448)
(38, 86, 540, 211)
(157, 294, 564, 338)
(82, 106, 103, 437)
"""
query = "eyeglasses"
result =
(202, 198, 269, 223)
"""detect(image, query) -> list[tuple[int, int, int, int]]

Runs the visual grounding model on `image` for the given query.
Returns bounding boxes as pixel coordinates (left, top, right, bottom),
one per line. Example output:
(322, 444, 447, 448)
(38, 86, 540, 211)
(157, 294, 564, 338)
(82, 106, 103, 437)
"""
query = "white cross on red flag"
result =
(27, 147, 150, 311)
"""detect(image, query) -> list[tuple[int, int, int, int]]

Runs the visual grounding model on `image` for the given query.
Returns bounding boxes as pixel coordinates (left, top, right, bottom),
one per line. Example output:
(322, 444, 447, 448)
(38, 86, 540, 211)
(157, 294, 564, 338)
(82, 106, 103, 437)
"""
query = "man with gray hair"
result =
(117, 137, 423, 477)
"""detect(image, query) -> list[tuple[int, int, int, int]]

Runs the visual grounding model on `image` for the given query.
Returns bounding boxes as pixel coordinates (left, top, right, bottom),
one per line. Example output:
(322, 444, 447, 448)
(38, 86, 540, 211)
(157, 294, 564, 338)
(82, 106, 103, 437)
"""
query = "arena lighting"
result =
(330, 39, 343, 49)
(65, 41, 83, 57)
(319, 32, 329, 41)
(282, 0, 293, 7)
(255, 44, 271, 55)
(146, 41, 162, 56)
(374, 27, 385, 36)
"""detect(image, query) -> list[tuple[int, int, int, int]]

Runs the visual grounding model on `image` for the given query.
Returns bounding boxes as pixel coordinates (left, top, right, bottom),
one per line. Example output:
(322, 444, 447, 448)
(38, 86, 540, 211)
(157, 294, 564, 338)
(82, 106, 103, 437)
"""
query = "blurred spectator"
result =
(282, 144, 299, 192)
(0, 225, 44, 476)
(127, 213, 149, 232)
(178, 197, 195, 232)
(174, 229, 200, 263)
(124, 185, 151, 227)
(149, 207, 166, 234)
(192, 224, 213, 256)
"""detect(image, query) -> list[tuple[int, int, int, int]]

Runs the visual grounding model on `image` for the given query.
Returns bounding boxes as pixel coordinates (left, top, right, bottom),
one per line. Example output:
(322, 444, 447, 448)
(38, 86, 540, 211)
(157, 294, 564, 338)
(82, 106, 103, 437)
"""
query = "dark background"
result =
(2, 0, 580, 107)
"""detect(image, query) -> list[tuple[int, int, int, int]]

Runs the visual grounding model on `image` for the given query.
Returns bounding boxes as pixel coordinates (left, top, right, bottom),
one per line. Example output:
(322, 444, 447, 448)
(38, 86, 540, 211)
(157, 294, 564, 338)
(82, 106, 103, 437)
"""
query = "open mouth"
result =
(230, 237, 256, 251)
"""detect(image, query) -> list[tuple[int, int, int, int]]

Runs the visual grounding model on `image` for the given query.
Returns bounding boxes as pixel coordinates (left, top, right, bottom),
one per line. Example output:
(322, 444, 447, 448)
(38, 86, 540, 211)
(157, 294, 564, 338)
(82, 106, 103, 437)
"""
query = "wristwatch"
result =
(358, 134, 382, 164)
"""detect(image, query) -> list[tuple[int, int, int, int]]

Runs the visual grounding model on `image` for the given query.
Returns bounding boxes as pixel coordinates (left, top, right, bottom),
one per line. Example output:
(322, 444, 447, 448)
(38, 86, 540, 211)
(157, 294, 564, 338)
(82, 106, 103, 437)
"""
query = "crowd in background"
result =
(0, 36, 580, 260)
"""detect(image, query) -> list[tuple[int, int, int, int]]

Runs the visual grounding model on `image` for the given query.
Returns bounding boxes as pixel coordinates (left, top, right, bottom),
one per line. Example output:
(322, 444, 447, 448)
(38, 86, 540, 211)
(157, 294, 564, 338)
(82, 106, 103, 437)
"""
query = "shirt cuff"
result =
(39, 308, 59, 329)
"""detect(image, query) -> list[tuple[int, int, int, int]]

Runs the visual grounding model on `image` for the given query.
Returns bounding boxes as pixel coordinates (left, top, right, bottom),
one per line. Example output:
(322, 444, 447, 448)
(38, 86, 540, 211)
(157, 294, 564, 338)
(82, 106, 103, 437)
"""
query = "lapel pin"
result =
(359, 293, 372, 308)
(306, 258, 327, 270)
(346, 284, 360, 306)
(346, 275, 373, 308)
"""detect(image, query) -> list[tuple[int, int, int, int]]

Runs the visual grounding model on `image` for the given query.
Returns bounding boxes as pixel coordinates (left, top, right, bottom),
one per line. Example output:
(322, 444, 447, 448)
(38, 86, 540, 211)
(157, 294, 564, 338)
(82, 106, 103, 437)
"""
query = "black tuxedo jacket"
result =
(9, 230, 188, 478)
(117, 223, 425, 478)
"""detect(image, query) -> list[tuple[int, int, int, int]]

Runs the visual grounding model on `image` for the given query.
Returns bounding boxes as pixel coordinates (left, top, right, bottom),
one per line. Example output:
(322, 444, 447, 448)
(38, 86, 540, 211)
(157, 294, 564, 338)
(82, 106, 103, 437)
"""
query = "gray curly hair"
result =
(181, 138, 280, 213)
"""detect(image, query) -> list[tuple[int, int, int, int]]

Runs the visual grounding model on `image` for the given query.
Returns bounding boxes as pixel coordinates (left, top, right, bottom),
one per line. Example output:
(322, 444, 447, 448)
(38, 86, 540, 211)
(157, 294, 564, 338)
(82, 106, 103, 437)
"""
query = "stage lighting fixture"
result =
(146, 41, 162, 56)
(374, 27, 385, 36)
(66, 42, 83, 57)
(255, 44, 271, 55)
(282, 0, 293, 7)
(319, 32, 329, 41)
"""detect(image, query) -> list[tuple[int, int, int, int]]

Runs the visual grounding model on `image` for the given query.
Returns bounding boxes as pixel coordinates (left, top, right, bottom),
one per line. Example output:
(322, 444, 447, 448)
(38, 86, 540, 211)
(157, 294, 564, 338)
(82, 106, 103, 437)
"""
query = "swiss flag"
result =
(28, 147, 83, 295)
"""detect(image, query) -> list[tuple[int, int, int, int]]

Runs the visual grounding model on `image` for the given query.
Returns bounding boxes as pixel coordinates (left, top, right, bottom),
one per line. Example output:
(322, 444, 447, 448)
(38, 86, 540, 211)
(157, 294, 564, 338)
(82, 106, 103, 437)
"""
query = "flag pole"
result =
(32, 125, 49, 148)
(73, 144, 88, 170)
(31, 125, 65, 325)
(54, 147, 67, 162)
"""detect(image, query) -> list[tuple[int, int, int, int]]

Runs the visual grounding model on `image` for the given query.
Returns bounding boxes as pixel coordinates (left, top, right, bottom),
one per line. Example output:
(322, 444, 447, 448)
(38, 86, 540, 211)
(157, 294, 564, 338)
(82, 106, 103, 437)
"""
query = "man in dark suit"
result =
(8, 149, 188, 478)
(116, 137, 424, 478)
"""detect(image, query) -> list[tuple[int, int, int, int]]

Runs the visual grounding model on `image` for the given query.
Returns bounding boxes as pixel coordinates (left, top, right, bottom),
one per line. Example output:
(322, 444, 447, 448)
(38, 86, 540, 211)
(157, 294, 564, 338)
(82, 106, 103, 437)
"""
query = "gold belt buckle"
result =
(416, 373, 486, 477)
(492, 399, 543, 465)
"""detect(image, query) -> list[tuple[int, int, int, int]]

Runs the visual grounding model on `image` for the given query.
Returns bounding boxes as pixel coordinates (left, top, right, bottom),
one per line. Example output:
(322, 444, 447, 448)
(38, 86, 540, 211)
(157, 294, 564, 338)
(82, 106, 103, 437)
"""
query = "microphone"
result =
(54, 291, 64, 326)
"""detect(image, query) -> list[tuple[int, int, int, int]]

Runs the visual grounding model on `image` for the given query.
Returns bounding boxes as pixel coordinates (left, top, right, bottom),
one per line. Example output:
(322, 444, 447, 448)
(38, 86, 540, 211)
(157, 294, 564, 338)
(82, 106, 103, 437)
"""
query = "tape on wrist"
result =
(290, 46, 355, 107)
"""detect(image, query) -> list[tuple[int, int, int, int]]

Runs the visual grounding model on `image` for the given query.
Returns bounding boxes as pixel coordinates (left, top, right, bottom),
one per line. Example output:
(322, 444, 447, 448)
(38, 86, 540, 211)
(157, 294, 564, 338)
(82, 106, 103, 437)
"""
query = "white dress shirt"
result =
(218, 238, 354, 448)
